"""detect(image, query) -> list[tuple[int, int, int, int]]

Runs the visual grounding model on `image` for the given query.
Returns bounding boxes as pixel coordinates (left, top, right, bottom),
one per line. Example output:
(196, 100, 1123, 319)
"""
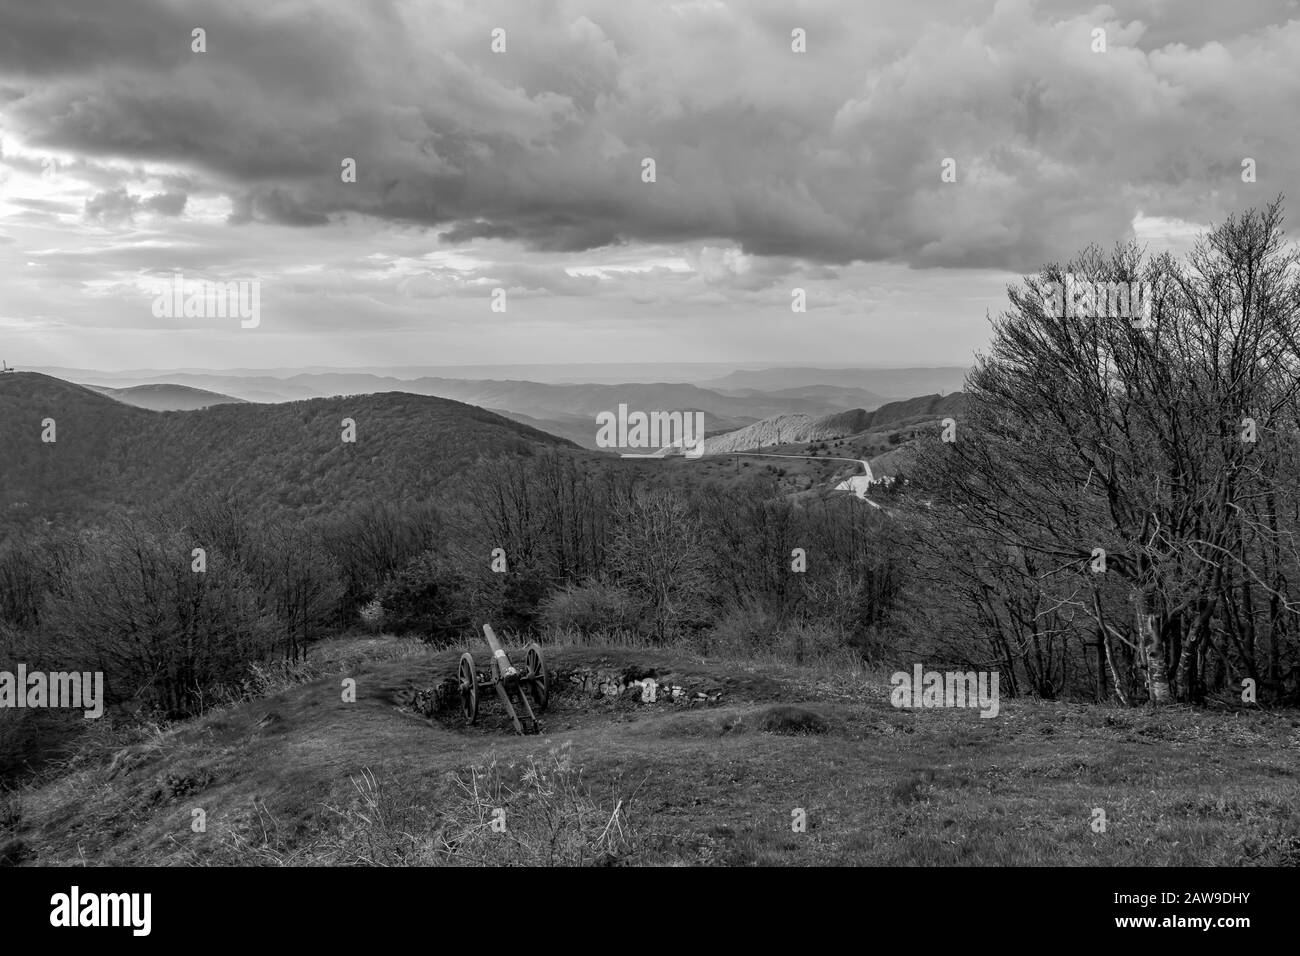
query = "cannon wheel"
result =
(458, 652, 478, 723)
(525, 643, 549, 712)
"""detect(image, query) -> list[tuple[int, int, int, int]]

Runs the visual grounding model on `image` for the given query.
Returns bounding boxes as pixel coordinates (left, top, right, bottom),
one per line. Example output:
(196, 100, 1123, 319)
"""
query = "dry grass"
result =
(428, 744, 641, 866)
(182, 744, 641, 867)
(7, 633, 1299, 867)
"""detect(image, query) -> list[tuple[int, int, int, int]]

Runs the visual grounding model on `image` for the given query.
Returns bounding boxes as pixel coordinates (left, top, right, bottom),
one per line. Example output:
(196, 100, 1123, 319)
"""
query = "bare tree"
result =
(914, 199, 1300, 704)
(609, 489, 709, 642)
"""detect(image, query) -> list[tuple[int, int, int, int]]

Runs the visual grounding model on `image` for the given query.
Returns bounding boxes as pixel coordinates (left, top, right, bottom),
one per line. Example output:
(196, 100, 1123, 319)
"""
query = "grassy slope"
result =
(10, 638, 1299, 866)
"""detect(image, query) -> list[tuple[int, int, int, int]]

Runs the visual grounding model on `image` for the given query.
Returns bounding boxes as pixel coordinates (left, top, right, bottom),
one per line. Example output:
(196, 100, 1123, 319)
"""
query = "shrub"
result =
(704, 605, 855, 665)
(0, 709, 83, 783)
(758, 705, 831, 735)
(318, 501, 442, 624)
(609, 490, 709, 642)
(358, 598, 385, 634)
(41, 520, 274, 718)
(706, 603, 781, 655)
(540, 581, 639, 637)
(375, 550, 468, 641)
(0, 527, 79, 632)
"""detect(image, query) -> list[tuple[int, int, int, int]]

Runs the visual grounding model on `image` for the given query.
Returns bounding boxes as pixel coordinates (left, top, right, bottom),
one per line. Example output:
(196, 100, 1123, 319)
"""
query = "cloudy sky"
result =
(0, 0, 1296, 371)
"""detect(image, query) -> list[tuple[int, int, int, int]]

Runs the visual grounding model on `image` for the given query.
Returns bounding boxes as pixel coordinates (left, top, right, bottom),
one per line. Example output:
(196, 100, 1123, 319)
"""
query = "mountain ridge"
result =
(81, 382, 246, 411)
(700, 393, 966, 455)
(0, 373, 579, 531)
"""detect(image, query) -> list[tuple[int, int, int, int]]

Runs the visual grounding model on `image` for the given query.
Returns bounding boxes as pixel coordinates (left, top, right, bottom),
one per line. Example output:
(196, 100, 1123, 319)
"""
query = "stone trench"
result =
(409, 663, 724, 721)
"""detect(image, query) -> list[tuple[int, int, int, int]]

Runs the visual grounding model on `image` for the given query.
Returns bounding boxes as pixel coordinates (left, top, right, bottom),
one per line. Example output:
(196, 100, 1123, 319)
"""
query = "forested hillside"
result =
(0, 373, 577, 532)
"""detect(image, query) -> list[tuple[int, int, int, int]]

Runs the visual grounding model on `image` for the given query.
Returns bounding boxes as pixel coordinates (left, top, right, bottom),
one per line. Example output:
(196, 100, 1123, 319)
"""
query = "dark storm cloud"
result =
(0, 0, 192, 76)
(83, 186, 188, 222)
(2, 0, 1299, 270)
(143, 190, 187, 215)
(227, 189, 329, 226)
(84, 186, 138, 223)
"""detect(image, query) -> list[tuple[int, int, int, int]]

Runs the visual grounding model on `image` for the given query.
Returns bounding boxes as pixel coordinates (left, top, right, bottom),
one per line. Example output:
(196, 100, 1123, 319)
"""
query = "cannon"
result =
(457, 624, 549, 735)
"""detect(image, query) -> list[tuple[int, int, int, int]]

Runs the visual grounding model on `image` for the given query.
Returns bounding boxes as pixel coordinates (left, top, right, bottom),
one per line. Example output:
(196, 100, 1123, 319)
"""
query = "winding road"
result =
(721, 452, 881, 508)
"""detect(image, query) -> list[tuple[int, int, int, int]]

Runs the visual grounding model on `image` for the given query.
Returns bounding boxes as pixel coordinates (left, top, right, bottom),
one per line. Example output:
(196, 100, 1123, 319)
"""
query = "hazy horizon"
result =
(25, 360, 972, 378)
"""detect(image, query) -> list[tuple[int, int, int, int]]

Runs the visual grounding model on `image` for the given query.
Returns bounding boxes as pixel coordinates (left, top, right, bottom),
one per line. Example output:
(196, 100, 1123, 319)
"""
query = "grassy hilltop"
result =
(6, 634, 1297, 867)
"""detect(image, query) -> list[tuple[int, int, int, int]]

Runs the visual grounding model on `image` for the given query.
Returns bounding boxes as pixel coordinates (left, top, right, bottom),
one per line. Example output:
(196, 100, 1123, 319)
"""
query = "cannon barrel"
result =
(482, 624, 518, 678)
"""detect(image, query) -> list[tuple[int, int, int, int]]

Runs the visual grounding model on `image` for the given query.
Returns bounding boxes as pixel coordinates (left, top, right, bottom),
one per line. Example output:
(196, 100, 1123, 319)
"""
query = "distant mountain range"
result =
(34, 363, 970, 389)
(81, 383, 245, 411)
(72, 372, 861, 423)
(35, 365, 970, 452)
(710, 384, 890, 407)
(699, 366, 969, 395)
(63, 373, 898, 448)
(0, 371, 972, 532)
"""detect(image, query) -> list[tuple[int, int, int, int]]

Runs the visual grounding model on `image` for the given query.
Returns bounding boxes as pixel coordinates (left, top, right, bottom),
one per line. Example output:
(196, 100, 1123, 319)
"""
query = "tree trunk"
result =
(1140, 589, 1169, 704)
(1094, 632, 1107, 703)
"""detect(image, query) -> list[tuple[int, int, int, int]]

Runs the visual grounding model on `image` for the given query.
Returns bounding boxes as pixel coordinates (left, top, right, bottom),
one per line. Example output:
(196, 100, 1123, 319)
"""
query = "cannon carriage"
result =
(457, 624, 549, 735)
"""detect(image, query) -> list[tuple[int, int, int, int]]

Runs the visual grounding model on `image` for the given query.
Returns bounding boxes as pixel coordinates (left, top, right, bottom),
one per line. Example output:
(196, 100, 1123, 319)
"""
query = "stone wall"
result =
(410, 664, 723, 719)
